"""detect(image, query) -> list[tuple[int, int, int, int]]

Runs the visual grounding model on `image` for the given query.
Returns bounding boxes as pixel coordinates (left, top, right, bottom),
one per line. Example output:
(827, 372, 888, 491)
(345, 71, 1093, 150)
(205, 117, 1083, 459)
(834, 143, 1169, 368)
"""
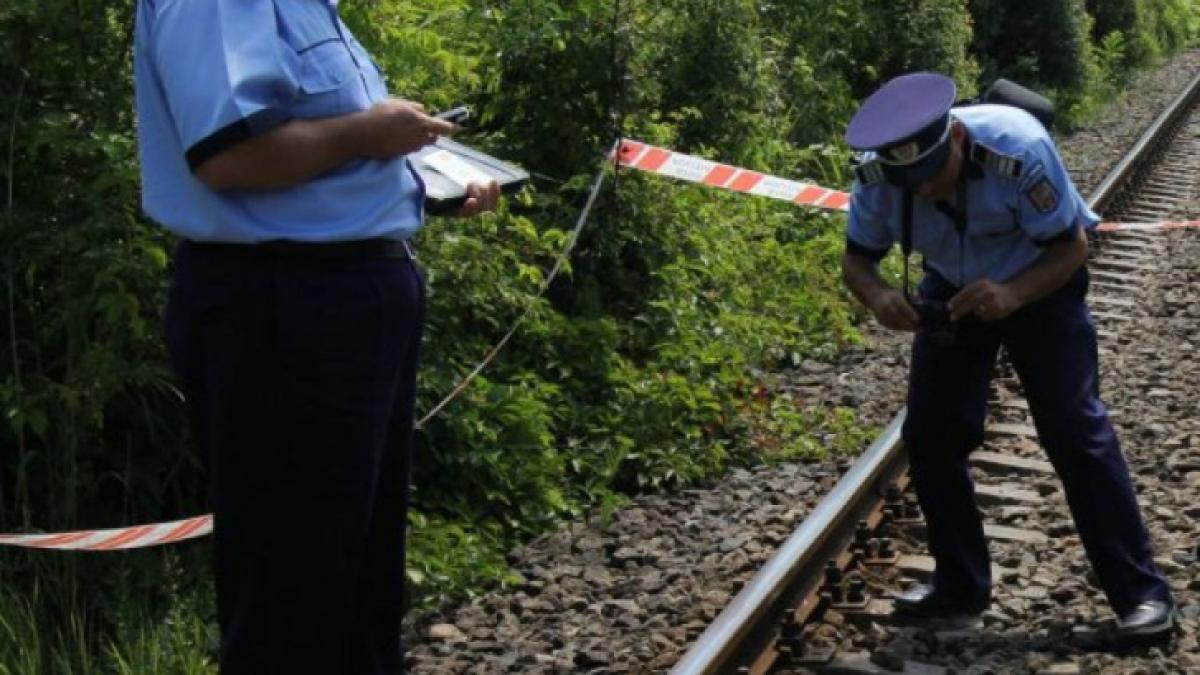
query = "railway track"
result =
(669, 72, 1200, 675)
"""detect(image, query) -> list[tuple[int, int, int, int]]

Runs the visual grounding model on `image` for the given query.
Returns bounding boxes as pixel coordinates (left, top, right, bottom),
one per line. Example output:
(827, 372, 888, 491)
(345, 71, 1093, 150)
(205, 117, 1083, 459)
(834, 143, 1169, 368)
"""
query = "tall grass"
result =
(0, 589, 43, 675)
(1, 553, 216, 675)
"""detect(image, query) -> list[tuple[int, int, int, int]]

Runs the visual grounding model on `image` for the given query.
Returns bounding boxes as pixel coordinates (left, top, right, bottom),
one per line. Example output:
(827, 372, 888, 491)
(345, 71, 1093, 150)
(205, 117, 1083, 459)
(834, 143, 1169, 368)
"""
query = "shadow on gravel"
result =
(1069, 624, 1180, 656)
(880, 621, 1179, 668)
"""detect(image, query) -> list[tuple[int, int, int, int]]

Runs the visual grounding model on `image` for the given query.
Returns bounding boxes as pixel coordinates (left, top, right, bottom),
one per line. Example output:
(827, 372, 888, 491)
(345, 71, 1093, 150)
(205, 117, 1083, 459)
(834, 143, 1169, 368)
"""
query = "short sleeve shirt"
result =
(846, 104, 1099, 285)
(134, 0, 425, 243)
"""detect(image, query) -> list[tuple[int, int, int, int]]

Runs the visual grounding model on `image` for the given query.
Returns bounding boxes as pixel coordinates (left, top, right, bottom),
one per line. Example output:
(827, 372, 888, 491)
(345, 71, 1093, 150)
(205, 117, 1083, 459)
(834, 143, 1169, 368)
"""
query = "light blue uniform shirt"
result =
(134, 0, 424, 243)
(847, 104, 1099, 285)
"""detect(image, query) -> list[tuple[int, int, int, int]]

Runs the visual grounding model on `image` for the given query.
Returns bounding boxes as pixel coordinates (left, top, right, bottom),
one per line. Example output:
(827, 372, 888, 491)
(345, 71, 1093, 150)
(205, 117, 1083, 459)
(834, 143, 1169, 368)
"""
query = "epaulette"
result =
(852, 157, 886, 187)
(969, 140, 1023, 179)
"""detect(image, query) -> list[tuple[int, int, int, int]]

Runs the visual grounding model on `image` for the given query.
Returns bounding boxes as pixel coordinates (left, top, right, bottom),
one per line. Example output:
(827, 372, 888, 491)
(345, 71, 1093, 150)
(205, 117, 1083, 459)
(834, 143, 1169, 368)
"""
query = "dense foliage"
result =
(971, 0, 1094, 90)
(1087, 0, 1200, 66)
(1, 0, 1197, 669)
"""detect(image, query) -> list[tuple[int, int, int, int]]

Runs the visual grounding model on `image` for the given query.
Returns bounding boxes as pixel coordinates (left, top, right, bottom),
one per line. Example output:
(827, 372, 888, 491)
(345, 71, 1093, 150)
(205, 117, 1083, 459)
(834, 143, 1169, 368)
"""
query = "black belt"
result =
(186, 237, 414, 260)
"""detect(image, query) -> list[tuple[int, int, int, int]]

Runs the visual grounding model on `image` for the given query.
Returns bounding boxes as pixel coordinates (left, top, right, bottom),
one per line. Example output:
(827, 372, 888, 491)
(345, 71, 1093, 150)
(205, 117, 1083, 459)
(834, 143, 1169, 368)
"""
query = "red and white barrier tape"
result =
(1096, 219, 1200, 233)
(615, 139, 851, 211)
(616, 138, 1200, 234)
(0, 515, 211, 551)
(7, 144, 1199, 552)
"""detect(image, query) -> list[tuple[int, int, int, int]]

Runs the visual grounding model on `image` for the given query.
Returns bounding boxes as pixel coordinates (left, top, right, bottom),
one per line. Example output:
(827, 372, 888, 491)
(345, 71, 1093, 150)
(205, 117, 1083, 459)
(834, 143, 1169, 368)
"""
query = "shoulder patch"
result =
(852, 157, 886, 187)
(969, 141, 1023, 179)
(1024, 175, 1060, 214)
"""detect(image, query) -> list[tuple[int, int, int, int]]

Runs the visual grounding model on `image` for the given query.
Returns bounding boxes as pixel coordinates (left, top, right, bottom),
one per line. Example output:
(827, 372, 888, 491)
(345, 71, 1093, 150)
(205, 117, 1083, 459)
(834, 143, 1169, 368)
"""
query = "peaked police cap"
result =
(846, 72, 957, 189)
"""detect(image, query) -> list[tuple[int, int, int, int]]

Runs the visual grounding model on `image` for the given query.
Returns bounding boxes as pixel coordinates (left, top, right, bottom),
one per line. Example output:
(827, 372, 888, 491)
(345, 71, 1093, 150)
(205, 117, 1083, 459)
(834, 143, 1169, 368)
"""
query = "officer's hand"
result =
(359, 99, 457, 159)
(869, 288, 920, 331)
(948, 279, 1021, 322)
(453, 181, 501, 218)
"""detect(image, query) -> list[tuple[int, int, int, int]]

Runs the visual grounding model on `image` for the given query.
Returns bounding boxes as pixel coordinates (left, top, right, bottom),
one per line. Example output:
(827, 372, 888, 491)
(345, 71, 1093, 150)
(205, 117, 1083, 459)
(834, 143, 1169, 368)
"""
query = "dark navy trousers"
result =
(165, 241, 425, 675)
(902, 267, 1170, 616)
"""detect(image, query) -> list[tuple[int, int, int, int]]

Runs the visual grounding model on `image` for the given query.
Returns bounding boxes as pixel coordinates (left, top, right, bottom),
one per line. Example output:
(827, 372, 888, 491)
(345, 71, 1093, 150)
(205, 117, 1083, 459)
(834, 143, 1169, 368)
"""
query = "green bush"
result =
(1139, 0, 1200, 59)
(1087, 0, 1139, 48)
(465, 0, 630, 180)
(970, 0, 1093, 92)
(860, 0, 980, 96)
(760, 0, 869, 147)
(1086, 0, 1200, 68)
(656, 0, 782, 165)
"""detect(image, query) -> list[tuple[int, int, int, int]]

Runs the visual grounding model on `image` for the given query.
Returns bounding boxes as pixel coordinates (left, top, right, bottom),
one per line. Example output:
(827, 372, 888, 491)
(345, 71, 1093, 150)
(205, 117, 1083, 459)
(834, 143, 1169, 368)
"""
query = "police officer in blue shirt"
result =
(842, 72, 1174, 639)
(134, 1, 499, 673)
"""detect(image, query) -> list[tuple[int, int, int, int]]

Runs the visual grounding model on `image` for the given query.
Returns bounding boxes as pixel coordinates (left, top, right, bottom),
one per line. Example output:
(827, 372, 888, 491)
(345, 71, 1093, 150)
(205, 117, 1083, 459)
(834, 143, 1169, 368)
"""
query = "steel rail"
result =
(1088, 70, 1200, 216)
(668, 70, 1200, 675)
(669, 415, 906, 674)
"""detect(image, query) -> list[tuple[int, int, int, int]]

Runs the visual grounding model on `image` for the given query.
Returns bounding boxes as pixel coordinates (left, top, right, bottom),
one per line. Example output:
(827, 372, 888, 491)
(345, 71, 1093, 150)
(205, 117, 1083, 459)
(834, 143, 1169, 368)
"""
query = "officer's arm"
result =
(841, 250, 889, 308)
(195, 100, 455, 192)
(1005, 224, 1088, 306)
(194, 114, 365, 191)
(841, 249, 919, 331)
(1003, 137, 1089, 305)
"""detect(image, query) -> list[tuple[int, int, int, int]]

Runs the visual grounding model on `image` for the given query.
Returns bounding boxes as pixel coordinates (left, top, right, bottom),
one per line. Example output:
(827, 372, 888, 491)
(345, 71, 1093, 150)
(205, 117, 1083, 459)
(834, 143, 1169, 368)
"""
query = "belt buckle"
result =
(402, 239, 416, 260)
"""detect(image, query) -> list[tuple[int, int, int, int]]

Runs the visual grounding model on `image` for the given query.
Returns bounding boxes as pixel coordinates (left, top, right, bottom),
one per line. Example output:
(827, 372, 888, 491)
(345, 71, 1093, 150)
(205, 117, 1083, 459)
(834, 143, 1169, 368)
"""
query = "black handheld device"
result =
(411, 136, 530, 215)
(435, 106, 471, 126)
(910, 298, 958, 344)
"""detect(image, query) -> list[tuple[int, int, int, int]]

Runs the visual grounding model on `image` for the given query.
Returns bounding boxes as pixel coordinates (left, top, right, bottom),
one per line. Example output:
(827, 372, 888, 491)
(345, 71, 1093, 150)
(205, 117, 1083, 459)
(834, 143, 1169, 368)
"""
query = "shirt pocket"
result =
(973, 222, 1021, 240)
(969, 207, 1022, 240)
(292, 41, 359, 118)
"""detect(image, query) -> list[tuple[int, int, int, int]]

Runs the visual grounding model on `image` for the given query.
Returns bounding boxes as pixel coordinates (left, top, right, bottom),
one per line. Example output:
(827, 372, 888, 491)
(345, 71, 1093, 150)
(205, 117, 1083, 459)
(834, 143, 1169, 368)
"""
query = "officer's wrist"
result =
(340, 110, 377, 160)
(867, 286, 897, 313)
(1003, 280, 1031, 309)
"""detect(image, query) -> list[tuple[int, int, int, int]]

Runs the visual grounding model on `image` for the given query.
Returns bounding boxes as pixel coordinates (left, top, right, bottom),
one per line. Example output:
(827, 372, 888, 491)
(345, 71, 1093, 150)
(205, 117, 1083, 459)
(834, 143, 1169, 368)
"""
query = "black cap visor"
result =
(880, 138, 952, 189)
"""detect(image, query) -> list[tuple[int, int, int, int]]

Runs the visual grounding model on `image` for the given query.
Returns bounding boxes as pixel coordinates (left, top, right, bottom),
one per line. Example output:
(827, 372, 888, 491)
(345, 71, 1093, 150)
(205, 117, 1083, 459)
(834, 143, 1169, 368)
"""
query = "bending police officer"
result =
(840, 72, 1174, 639)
